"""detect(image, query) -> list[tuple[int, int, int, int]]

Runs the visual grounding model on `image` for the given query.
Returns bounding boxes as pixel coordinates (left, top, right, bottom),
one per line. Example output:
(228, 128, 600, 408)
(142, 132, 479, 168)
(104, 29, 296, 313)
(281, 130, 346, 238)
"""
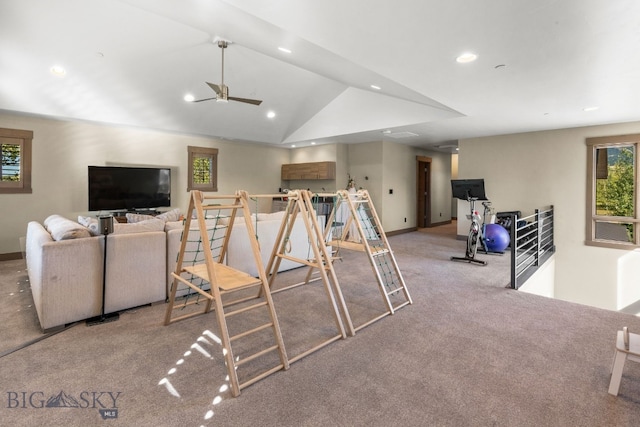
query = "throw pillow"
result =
(77, 215, 101, 236)
(44, 215, 92, 241)
(125, 212, 155, 223)
(156, 208, 181, 222)
(126, 208, 181, 223)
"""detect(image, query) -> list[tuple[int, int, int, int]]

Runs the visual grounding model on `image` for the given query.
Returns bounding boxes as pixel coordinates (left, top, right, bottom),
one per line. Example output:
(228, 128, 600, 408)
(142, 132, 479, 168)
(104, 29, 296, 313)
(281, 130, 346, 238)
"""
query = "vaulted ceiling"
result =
(1, 0, 639, 150)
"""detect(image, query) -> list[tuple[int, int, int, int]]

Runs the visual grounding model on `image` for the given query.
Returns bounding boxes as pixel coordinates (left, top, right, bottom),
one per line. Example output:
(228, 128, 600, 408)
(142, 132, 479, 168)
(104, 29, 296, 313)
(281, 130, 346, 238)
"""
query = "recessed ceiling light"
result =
(278, 47, 292, 54)
(370, 85, 381, 90)
(50, 65, 66, 77)
(267, 111, 276, 119)
(183, 94, 195, 102)
(291, 144, 296, 148)
(583, 106, 599, 112)
(456, 52, 478, 63)
(311, 142, 316, 145)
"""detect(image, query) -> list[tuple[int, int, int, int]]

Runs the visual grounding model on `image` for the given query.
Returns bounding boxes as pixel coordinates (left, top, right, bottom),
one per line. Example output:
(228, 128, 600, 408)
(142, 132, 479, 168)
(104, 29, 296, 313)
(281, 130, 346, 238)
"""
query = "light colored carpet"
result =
(1, 227, 640, 426)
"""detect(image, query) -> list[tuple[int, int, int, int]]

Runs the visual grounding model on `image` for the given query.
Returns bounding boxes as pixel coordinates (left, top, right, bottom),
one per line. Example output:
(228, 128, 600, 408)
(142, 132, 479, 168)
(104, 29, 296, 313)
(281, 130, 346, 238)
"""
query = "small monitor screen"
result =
(451, 179, 487, 200)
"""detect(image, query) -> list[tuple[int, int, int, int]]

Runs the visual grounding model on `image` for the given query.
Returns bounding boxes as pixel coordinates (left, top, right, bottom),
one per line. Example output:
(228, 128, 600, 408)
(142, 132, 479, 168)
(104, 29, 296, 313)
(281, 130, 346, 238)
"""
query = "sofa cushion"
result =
(113, 218, 165, 234)
(257, 211, 286, 221)
(218, 215, 252, 226)
(43, 215, 92, 241)
(164, 220, 185, 231)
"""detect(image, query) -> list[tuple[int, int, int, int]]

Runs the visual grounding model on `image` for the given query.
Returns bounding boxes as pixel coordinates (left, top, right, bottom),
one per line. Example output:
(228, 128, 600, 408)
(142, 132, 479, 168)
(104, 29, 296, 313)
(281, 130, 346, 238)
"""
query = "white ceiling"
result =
(2, 0, 640, 151)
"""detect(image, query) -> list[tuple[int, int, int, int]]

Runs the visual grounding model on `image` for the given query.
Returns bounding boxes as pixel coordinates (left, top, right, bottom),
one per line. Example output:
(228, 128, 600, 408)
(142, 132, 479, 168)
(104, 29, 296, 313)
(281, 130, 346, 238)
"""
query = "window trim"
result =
(187, 145, 218, 192)
(0, 127, 33, 194)
(586, 134, 640, 249)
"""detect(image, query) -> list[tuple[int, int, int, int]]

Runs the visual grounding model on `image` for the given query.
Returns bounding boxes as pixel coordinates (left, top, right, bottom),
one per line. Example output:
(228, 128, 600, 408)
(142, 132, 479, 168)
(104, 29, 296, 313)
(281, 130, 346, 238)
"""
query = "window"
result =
(0, 127, 33, 194)
(586, 134, 640, 248)
(187, 146, 218, 192)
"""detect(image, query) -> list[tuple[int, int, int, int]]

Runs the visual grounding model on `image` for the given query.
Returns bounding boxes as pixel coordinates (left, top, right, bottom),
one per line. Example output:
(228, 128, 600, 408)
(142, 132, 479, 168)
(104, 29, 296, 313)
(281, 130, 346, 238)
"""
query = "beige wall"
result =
(0, 112, 289, 254)
(1, 112, 456, 255)
(458, 120, 640, 311)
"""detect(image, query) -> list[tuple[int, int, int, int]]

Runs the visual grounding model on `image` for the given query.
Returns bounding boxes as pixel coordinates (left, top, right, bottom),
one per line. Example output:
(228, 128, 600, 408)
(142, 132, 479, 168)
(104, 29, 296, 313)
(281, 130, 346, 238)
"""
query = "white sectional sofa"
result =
(26, 210, 325, 331)
(26, 215, 167, 331)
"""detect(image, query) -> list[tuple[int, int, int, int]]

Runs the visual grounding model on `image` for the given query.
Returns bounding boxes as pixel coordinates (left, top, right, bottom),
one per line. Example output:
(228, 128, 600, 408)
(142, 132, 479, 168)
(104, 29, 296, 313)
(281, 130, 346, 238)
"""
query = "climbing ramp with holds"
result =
(164, 190, 289, 397)
(322, 189, 413, 333)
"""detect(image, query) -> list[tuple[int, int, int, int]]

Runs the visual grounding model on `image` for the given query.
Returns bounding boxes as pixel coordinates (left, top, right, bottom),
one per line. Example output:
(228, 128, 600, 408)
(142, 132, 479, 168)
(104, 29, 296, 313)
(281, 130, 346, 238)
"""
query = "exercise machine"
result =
(450, 179, 488, 265)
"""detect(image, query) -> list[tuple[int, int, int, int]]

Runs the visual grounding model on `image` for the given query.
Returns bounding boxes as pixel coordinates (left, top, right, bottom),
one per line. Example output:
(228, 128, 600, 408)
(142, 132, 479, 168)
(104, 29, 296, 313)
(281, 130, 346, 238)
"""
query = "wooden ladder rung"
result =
(386, 287, 404, 296)
(170, 272, 214, 300)
(277, 253, 326, 268)
(167, 311, 205, 324)
(202, 204, 242, 210)
(371, 248, 389, 256)
(171, 298, 206, 310)
(230, 322, 274, 342)
(225, 301, 268, 318)
(239, 364, 286, 391)
(326, 240, 365, 251)
(235, 345, 279, 367)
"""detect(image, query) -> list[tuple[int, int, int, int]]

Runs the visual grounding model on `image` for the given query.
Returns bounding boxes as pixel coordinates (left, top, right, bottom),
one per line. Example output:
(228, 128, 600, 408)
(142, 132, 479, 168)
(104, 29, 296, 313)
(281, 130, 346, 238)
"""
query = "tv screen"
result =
(88, 166, 171, 211)
(451, 179, 487, 201)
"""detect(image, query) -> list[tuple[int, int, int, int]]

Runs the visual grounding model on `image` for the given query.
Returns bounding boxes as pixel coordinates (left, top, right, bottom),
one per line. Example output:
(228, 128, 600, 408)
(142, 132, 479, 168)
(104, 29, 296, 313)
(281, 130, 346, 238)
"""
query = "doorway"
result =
(416, 156, 431, 228)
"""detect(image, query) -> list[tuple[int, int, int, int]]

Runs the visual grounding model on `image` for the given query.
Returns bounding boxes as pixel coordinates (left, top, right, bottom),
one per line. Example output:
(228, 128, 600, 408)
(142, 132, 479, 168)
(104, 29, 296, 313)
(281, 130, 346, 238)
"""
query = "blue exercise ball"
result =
(484, 224, 510, 252)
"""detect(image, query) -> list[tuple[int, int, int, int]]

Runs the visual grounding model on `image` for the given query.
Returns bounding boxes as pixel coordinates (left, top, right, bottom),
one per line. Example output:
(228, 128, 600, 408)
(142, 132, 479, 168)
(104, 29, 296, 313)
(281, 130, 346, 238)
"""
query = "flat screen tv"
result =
(88, 166, 171, 212)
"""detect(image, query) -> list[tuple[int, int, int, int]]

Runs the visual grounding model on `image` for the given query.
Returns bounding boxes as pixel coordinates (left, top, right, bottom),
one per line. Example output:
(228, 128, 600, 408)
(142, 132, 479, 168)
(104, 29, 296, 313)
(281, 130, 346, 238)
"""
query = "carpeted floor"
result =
(1, 225, 640, 426)
(0, 258, 45, 356)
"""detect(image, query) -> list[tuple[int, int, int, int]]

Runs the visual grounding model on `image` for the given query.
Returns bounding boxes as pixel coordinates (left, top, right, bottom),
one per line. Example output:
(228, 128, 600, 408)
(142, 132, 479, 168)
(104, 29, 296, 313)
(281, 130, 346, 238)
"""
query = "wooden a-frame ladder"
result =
(264, 189, 352, 352)
(324, 189, 413, 332)
(164, 190, 289, 397)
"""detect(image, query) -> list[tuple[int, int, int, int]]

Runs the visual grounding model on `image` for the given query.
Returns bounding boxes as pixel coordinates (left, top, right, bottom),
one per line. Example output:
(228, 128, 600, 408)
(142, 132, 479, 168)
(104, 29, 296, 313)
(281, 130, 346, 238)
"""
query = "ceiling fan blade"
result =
(228, 96, 263, 106)
(192, 97, 217, 103)
(205, 82, 222, 96)
(195, 43, 262, 107)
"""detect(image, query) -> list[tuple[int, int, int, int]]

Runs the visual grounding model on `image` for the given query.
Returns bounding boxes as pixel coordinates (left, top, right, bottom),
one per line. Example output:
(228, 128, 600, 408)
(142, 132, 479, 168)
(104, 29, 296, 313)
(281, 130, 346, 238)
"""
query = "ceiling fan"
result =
(192, 40, 263, 106)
